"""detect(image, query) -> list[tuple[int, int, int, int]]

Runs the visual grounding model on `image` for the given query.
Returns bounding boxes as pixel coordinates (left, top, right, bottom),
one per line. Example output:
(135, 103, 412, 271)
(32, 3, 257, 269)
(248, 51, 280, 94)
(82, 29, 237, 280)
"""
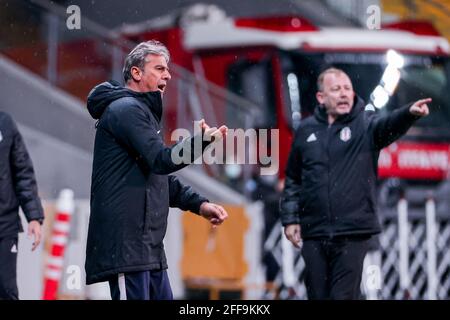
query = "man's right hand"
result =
(199, 119, 228, 141)
(284, 224, 302, 248)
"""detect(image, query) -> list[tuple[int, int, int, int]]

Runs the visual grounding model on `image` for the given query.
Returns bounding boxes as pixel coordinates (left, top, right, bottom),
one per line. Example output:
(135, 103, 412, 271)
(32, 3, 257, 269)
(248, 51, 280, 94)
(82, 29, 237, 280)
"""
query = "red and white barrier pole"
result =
(42, 189, 74, 300)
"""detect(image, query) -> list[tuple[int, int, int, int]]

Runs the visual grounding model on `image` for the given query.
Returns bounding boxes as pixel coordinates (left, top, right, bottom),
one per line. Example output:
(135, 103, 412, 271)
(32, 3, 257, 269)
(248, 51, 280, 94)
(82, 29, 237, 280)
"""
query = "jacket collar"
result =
(87, 80, 163, 123)
(127, 89, 163, 123)
(314, 95, 365, 125)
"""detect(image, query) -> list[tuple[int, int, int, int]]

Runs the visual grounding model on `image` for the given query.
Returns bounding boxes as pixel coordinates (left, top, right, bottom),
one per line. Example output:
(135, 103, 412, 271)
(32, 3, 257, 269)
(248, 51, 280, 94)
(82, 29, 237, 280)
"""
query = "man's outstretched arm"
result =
(371, 98, 431, 150)
(108, 104, 227, 175)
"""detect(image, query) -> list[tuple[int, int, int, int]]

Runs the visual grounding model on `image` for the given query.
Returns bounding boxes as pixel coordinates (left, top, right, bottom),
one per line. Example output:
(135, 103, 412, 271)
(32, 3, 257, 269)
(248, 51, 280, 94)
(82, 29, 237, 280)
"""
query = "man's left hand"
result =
(199, 202, 228, 228)
(409, 98, 431, 117)
(28, 220, 42, 251)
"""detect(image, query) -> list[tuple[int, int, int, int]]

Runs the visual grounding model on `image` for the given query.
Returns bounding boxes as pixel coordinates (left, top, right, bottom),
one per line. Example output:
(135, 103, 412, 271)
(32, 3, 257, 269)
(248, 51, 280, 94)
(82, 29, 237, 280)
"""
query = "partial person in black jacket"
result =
(280, 68, 430, 300)
(85, 40, 228, 300)
(0, 112, 44, 300)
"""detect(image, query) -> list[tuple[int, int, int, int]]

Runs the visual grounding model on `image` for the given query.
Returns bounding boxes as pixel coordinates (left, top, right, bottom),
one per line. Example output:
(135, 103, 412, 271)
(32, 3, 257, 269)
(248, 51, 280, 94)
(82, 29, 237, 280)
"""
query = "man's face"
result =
(132, 54, 171, 94)
(316, 72, 355, 116)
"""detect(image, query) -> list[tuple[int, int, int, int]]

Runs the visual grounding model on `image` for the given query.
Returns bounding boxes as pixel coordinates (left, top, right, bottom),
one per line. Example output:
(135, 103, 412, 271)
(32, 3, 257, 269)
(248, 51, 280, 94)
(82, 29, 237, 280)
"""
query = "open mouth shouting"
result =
(157, 83, 166, 93)
(337, 101, 350, 108)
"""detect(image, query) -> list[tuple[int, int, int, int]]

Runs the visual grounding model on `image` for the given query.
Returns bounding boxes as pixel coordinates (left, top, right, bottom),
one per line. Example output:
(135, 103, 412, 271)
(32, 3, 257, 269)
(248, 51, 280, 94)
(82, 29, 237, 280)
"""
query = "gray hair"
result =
(123, 40, 170, 83)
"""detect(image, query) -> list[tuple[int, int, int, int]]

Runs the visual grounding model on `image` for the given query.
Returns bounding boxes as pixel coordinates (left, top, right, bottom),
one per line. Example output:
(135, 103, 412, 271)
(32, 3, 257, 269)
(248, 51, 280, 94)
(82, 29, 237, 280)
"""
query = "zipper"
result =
(326, 123, 334, 239)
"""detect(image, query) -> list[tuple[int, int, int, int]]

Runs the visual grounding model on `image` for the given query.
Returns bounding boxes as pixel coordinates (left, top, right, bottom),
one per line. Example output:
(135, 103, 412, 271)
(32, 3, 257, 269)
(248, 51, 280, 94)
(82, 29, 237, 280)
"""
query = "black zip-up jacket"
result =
(280, 96, 420, 239)
(85, 81, 209, 284)
(0, 112, 44, 239)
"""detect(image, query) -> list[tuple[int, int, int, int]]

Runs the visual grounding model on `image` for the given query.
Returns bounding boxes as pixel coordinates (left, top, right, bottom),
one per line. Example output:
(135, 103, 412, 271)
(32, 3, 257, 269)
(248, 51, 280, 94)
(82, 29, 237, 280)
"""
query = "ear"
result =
(130, 66, 142, 81)
(316, 91, 324, 105)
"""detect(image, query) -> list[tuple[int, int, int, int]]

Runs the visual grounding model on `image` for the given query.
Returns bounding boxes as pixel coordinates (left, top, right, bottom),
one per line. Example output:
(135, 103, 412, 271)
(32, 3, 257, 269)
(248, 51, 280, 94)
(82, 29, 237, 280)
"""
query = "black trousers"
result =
(301, 235, 370, 300)
(0, 236, 19, 300)
(108, 269, 173, 300)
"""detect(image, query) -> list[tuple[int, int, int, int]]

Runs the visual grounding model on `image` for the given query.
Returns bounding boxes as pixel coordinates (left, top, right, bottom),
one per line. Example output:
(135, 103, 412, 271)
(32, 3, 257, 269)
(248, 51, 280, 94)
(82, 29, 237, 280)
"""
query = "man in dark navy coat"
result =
(85, 40, 228, 300)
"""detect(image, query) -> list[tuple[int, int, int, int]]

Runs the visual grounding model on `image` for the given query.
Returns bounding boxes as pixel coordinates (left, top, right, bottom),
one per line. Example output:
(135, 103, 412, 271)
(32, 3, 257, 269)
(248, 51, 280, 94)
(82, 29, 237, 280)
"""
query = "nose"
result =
(163, 70, 171, 81)
(340, 89, 349, 98)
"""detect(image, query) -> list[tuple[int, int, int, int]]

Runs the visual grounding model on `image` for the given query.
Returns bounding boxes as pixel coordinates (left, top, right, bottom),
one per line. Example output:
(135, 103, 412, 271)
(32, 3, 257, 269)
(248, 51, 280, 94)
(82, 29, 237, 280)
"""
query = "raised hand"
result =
(198, 119, 228, 141)
(409, 98, 431, 117)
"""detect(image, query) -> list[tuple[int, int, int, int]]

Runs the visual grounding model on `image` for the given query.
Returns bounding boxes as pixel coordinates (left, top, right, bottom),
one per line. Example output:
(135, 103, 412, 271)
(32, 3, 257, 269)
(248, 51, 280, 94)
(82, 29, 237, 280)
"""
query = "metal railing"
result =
(264, 194, 450, 299)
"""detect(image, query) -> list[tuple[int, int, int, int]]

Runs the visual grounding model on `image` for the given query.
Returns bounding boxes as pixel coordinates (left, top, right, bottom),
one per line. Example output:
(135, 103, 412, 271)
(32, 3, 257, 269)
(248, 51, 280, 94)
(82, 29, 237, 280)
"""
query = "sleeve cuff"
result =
(30, 218, 44, 225)
(192, 198, 209, 215)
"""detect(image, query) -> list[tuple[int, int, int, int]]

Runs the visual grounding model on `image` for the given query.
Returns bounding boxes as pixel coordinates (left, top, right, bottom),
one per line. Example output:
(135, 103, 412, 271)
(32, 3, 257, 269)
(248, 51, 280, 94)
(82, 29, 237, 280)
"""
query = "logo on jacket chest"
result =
(306, 133, 317, 142)
(340, 126, 351, 142)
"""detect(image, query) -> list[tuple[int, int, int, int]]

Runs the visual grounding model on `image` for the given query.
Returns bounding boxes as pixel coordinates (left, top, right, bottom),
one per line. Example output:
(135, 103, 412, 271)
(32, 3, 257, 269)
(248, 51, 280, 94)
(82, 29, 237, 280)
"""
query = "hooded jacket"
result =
(85, 80, 208, 284)
(280, 96, 420, 239)
(0, 112, 44, 238)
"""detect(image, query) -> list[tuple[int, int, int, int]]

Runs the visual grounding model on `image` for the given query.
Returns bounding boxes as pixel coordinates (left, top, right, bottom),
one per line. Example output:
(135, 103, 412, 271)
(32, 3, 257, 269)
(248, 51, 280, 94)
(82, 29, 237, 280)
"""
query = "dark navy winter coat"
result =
(85, 81, 208, 284)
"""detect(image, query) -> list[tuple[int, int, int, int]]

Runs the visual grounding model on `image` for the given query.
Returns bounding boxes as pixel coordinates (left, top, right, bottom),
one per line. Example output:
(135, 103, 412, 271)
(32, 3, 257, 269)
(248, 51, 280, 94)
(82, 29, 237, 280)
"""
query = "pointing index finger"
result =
(417, 98, 432, 105)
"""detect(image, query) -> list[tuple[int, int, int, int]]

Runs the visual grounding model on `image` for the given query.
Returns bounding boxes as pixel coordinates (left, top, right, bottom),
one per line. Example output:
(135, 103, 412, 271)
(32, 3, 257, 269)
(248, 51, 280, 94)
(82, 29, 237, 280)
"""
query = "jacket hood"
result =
(314, 95, 365, 124)
(86, 80, 163, 122)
